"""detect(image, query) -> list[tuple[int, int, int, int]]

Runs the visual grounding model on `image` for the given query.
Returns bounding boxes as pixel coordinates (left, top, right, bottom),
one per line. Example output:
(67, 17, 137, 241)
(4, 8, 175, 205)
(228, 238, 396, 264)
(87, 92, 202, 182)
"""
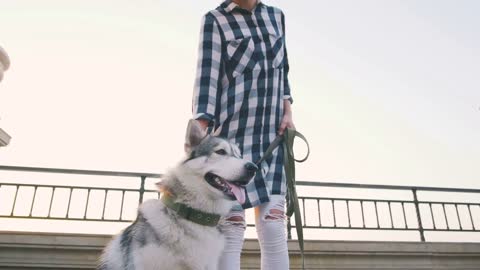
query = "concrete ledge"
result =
(0, 231, 480, 269)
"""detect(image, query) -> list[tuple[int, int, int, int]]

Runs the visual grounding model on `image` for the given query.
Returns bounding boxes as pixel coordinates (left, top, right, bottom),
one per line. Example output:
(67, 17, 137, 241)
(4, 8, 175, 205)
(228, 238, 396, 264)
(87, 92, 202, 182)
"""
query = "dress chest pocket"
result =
(226, 37, 261, 78)
(268, 34, 285, 69)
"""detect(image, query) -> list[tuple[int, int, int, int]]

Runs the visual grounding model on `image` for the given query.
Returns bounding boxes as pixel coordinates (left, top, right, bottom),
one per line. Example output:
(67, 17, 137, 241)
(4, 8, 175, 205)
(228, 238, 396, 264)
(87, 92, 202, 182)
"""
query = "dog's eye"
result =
(215, 149, 227, 155)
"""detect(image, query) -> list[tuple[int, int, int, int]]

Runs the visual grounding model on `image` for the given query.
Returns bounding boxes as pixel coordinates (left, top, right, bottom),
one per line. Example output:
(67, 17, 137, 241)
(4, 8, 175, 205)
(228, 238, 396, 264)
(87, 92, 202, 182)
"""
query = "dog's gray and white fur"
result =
(98, 120, 256, 270)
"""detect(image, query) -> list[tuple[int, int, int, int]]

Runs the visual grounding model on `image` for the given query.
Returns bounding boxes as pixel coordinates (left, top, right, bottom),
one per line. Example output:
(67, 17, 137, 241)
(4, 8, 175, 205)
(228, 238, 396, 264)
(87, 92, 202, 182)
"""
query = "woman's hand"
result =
(278, 100, 294, 135)
(196, 119, 209, 130)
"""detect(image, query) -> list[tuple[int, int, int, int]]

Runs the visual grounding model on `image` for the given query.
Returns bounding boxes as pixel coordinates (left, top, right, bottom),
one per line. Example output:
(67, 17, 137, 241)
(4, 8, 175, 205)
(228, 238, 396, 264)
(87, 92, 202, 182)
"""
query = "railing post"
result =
(412, 188, 426, 242)
(139, 176, 146, 205)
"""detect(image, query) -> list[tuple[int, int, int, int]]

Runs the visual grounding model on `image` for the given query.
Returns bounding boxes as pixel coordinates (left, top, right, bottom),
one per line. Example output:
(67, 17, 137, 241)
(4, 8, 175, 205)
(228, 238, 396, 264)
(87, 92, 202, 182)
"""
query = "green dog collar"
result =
(161, 194, 221, 227)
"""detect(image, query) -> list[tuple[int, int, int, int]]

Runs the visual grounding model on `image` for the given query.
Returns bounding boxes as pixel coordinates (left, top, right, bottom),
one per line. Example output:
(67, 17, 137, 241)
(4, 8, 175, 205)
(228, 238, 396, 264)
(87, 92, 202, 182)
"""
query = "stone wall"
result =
(1, 231, 480, 269)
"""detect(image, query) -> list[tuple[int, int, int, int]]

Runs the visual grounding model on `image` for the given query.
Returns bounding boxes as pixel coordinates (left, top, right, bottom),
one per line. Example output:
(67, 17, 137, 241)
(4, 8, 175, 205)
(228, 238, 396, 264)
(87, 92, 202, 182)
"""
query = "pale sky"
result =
(0, 1, 479, 188)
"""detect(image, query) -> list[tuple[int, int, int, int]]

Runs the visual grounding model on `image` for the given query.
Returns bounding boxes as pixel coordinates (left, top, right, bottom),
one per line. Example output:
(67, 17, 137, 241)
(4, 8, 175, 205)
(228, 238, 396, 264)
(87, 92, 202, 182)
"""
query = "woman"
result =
(192, 0, 294, 269)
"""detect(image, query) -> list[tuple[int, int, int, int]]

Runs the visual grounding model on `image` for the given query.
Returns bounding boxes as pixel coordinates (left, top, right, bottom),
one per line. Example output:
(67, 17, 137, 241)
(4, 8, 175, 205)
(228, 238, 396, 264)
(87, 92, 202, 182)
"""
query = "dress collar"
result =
(221, 0, 265, 14)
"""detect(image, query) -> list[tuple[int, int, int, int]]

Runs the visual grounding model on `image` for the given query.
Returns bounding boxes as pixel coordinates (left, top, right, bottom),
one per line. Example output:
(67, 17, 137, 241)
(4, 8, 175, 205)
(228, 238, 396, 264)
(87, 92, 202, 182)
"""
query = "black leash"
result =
(255, 128, 310, 269)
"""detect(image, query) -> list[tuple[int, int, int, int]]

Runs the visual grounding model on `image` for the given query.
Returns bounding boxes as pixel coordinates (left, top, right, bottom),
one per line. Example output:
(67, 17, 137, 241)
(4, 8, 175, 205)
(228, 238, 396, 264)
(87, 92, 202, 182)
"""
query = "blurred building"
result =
(0, 46, 11, 147)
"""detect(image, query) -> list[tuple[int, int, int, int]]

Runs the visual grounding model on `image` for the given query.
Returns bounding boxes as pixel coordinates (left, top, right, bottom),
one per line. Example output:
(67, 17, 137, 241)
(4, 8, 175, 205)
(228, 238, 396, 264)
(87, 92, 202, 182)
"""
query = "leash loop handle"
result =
(255, 129, 310, 166)
(290, 130, 310, 163)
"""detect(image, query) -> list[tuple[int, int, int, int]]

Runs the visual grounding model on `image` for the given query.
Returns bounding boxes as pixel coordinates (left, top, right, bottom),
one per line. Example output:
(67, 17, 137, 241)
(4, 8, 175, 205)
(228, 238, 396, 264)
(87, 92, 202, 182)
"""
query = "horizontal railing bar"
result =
(0, 215, 133, 222)
(0, 165, 162, 178)
(303, 198, 478, 207)
(419, 201, 480, 206)
(296, 181, 480, 193)
(302, 226, 420, 230)
(299, 196, 413, 204)
(283, 226, 480, 232)
(4, 215, 476, 232)
(1, 216, 405, 229)
(0, 183, 142, 192)
(423, 228, 480, 232)
(0, 183, 159, 194)
(3, 216, 477, 232)
(299, 197, 480, 206)
(246, 224, 421, 231)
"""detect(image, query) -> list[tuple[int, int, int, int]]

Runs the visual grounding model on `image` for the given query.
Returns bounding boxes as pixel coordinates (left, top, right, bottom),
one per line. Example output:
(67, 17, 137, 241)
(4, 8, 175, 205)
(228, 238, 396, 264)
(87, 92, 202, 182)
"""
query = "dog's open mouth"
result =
(205, 172, 246, 204)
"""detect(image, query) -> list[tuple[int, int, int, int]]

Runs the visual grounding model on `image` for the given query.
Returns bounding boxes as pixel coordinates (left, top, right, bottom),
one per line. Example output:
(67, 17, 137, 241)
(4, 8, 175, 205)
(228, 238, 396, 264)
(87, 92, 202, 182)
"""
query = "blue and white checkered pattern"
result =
(192, 0, 292, 209)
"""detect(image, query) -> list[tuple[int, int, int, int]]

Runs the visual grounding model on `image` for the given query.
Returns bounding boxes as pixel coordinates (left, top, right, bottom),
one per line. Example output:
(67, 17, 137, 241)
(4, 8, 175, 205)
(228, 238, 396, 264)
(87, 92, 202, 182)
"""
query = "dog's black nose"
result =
(244, 162, 258, 172)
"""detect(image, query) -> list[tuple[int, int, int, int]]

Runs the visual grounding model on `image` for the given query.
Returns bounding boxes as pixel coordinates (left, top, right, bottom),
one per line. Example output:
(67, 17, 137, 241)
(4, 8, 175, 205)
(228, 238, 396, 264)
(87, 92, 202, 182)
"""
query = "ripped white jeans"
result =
(217, 195, 289, 270)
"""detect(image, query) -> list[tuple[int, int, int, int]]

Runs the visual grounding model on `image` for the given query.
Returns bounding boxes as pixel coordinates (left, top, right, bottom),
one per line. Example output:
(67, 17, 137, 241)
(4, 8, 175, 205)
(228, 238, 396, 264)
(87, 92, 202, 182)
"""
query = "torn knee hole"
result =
(221, 214, 246, 227)
(226, 216, 245, 223)
(264, 209, 285, 221)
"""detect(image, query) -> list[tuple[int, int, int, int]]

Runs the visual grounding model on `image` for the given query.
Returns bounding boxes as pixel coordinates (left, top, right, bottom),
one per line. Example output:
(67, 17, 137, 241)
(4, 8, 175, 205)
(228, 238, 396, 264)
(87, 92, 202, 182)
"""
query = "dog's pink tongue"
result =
(226, 182, 246, 204)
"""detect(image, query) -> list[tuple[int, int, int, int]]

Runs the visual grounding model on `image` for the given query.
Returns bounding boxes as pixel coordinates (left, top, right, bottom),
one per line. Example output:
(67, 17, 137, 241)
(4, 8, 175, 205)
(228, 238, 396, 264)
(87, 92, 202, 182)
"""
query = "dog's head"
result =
(176, 120, 256, 204)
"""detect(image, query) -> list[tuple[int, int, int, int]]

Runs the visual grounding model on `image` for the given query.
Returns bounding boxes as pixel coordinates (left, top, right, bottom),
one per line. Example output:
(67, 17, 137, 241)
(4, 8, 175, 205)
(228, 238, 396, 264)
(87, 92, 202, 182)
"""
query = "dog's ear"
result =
(185, 119, 207, 153)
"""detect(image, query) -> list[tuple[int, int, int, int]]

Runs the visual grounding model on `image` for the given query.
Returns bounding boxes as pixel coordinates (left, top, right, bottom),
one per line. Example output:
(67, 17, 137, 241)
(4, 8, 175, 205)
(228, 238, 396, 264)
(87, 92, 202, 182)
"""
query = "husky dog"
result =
(98, 120, 257, 270)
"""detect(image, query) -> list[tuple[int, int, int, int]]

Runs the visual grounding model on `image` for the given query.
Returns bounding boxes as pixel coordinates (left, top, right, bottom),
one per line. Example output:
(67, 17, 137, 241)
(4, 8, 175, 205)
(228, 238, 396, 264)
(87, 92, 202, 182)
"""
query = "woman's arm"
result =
(278, 99, 294, 135)
(192, 13, 223, 130)
(278, 11, 294, 135)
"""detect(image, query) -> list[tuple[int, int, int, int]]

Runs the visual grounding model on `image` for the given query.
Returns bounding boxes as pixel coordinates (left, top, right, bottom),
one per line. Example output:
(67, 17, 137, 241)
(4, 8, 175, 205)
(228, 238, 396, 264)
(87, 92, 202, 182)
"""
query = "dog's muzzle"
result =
(204, 164, 256, 204)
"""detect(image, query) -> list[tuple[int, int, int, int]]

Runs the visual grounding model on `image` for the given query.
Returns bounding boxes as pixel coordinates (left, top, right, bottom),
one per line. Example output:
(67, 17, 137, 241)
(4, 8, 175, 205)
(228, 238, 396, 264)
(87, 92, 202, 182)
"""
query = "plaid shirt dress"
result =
(192, 0, 292, 209)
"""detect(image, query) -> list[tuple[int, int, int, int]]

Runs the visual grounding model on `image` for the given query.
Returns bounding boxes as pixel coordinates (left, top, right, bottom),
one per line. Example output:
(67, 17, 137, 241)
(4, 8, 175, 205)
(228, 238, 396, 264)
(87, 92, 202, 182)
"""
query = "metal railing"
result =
(1, 165, 479, 241)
